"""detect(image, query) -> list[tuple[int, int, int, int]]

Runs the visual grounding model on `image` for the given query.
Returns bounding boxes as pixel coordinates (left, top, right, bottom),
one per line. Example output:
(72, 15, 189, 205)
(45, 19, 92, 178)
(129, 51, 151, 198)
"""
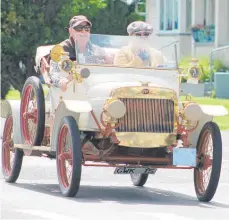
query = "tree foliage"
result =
(1, 0, 142, 98)
(80, 0, 143, 35)
(1, 0, 106, 98)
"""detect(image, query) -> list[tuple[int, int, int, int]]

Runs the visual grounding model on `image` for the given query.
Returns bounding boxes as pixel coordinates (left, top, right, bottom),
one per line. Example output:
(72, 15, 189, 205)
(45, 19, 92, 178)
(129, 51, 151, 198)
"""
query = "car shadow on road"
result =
(11, 182, 229, 208)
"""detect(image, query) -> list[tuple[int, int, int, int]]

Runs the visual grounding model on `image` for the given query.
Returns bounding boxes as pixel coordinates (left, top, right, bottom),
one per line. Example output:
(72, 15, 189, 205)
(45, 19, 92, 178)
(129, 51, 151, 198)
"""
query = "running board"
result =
(14, 144, 51, 152)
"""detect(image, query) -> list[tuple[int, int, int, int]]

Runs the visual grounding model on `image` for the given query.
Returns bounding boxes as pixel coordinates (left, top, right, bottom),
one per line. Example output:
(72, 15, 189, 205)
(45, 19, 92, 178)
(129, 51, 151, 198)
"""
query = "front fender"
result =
(50, 100, 92, 152)
(63, 100, 92, 113)
(1, 100, 23, 144)
(199, 105, 228, 116)
(182, 103, 227, 148)
(187, 113, 213, 148)
(187, 104, 228, 148)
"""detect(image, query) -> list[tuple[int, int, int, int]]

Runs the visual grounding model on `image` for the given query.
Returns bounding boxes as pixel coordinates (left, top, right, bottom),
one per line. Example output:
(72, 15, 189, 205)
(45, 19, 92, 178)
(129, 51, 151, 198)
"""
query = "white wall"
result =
(206, 0, 215, 25)
(191, 0, 205, 25)
(178, 0, 188, 32)
(215, 0, 229, 47)
(145, 0, 157, 30)
(145, 0, 228, 58)
(178, 35, 192, 58)
(193, 44, 215, 58)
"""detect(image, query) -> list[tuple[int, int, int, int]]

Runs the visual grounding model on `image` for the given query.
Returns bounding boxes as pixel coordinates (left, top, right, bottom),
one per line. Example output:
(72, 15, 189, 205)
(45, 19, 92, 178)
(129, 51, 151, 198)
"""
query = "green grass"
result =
(4, 89, 229, 130)
(5, 89, 21, 100)
(4, 85, 49, 100)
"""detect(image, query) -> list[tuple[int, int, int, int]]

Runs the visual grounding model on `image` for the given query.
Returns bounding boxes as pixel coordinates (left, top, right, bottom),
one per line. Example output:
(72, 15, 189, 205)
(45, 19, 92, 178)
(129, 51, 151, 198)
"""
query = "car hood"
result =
(86, 81, 169, 98)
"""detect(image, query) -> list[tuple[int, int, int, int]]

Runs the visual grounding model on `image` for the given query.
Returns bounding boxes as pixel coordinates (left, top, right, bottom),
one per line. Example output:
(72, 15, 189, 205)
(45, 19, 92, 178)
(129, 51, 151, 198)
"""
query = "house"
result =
(134, 0, 229, 60)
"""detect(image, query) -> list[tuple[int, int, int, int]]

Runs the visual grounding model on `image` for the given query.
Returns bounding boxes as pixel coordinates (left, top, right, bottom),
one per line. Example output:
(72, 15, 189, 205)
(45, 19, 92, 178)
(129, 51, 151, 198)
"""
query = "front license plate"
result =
(173, 148, 196, 166)
(114, 167, 156, 174)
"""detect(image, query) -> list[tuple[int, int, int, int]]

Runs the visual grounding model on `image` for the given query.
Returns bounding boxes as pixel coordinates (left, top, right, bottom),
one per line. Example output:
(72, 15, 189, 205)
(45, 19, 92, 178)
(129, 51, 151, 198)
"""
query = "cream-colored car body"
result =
(1, 35, 228, 151)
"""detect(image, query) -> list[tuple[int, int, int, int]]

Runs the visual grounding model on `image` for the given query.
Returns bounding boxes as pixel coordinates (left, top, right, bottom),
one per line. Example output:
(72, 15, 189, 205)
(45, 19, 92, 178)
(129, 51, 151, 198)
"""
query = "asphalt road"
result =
(0, 131, 229, 220)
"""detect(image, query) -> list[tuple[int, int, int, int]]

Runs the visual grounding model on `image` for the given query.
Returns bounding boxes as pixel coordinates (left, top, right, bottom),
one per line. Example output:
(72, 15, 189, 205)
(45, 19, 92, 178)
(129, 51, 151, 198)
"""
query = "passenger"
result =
(49, 15, 110, 91)
(114, 21, 167, 68)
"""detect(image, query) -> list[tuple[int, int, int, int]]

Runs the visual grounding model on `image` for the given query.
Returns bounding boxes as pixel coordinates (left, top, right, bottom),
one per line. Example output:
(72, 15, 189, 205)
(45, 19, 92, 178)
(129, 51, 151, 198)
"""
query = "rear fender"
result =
(1, 100, 23, 144)
(50, 100, 92, 152)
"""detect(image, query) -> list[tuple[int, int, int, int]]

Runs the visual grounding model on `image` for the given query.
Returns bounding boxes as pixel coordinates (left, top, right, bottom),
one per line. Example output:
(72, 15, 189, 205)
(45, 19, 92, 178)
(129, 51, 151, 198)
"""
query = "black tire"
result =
(130, 173, 149, 186)
(20, 76, 45, 145)
(194, 122, 222, 202)
(56, 116, 82, 197)
(1, 114, 24, 183)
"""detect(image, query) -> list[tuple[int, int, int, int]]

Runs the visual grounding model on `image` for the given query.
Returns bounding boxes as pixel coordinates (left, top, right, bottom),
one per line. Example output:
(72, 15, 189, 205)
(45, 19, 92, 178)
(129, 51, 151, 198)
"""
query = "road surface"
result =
(0, 131, 229, 220)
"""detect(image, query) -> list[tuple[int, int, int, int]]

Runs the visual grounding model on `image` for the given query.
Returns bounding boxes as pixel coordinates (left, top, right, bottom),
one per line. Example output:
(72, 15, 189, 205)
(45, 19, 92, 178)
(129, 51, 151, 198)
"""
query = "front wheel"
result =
(194, 122, 222, 202)
(56, 116, 82, 197)
(1, 114, 24, 183)
(20, 76, 45, 146)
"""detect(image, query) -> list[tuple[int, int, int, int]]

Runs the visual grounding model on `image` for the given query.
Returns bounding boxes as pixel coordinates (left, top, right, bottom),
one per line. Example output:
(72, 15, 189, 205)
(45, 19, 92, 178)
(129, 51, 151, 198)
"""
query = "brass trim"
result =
(112, 86, 178, 100)
(173, 99, 179, 133)
(77, 63, 181, 71)
(111, 86, 179, 133)
(116, 132, 177, 148)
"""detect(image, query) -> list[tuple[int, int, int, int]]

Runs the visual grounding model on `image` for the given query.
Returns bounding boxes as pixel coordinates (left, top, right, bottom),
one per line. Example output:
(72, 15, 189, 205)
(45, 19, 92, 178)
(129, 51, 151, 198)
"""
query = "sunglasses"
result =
(73, 25, 91, 32)
(135, 32, 151, 36)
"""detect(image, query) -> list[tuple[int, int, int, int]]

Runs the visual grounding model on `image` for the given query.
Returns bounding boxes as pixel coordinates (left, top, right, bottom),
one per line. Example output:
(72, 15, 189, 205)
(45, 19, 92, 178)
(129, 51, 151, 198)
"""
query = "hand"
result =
(59, 78, 69, 92)
(138, 50, 149, 61)
(67, 73, 73, 81)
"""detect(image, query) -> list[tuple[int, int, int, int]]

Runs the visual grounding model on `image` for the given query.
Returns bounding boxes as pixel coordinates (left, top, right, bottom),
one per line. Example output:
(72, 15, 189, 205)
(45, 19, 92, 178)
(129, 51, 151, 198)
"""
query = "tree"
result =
(80, 0, 143, 35)
(1, 0, 142, 99)
(1, 0, 107, 99)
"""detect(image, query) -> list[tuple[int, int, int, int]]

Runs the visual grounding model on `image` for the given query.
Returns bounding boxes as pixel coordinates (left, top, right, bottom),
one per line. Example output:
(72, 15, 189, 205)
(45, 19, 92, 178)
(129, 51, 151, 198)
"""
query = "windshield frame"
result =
(72, 33, 180, 69)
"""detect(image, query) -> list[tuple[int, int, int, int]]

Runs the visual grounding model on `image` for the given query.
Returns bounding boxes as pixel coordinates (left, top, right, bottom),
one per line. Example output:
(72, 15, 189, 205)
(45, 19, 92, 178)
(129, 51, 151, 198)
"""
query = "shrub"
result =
(179, 56, 228, 83)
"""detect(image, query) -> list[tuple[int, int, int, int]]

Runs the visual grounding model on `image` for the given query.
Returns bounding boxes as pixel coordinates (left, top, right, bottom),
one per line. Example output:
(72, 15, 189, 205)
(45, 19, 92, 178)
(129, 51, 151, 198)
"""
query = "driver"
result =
(114, 21, 167, 67)
(49, 15, 109, 91)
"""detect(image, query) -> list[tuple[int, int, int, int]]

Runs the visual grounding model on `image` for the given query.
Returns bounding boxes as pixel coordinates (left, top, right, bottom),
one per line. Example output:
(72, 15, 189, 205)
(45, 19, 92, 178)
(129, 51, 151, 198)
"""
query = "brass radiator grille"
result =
(116, 98, 175, 133)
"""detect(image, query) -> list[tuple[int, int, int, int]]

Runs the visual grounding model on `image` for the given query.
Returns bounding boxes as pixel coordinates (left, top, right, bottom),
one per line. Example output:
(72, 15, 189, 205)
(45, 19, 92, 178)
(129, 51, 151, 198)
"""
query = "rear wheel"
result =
(20, 76, 45, 146)
(56, 116, 82, 197)
(130, 173, 149, 186)
(194, 122, 222, 202)
(1, 114, 24, 183)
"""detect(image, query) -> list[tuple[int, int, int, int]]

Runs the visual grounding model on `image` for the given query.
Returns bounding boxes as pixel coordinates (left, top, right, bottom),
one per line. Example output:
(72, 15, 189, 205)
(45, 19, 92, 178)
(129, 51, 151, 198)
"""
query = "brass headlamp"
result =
(50, 44, 75, 74)
(102, 98, 126, 125)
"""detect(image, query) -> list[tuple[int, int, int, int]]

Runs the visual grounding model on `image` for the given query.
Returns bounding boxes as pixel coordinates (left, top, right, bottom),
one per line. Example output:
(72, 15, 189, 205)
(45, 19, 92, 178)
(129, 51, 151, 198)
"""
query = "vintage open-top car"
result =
(1, 34, 228, 201)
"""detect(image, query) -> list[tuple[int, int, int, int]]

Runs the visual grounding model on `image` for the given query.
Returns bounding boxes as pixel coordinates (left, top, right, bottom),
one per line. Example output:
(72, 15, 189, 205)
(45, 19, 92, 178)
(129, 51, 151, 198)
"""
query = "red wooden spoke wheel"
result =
(20, 76, 45, 146)
(1, 114, 23, 183)
(56, 116, 82, 197)
(194, 122, 222, 202)
(58, 125, 73, 189)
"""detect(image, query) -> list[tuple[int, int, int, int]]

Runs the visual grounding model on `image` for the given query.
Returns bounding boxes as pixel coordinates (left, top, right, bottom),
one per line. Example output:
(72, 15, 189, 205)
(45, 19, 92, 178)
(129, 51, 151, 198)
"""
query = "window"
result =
(160, 0, 179, 31)
(186, 0, 192, 31)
